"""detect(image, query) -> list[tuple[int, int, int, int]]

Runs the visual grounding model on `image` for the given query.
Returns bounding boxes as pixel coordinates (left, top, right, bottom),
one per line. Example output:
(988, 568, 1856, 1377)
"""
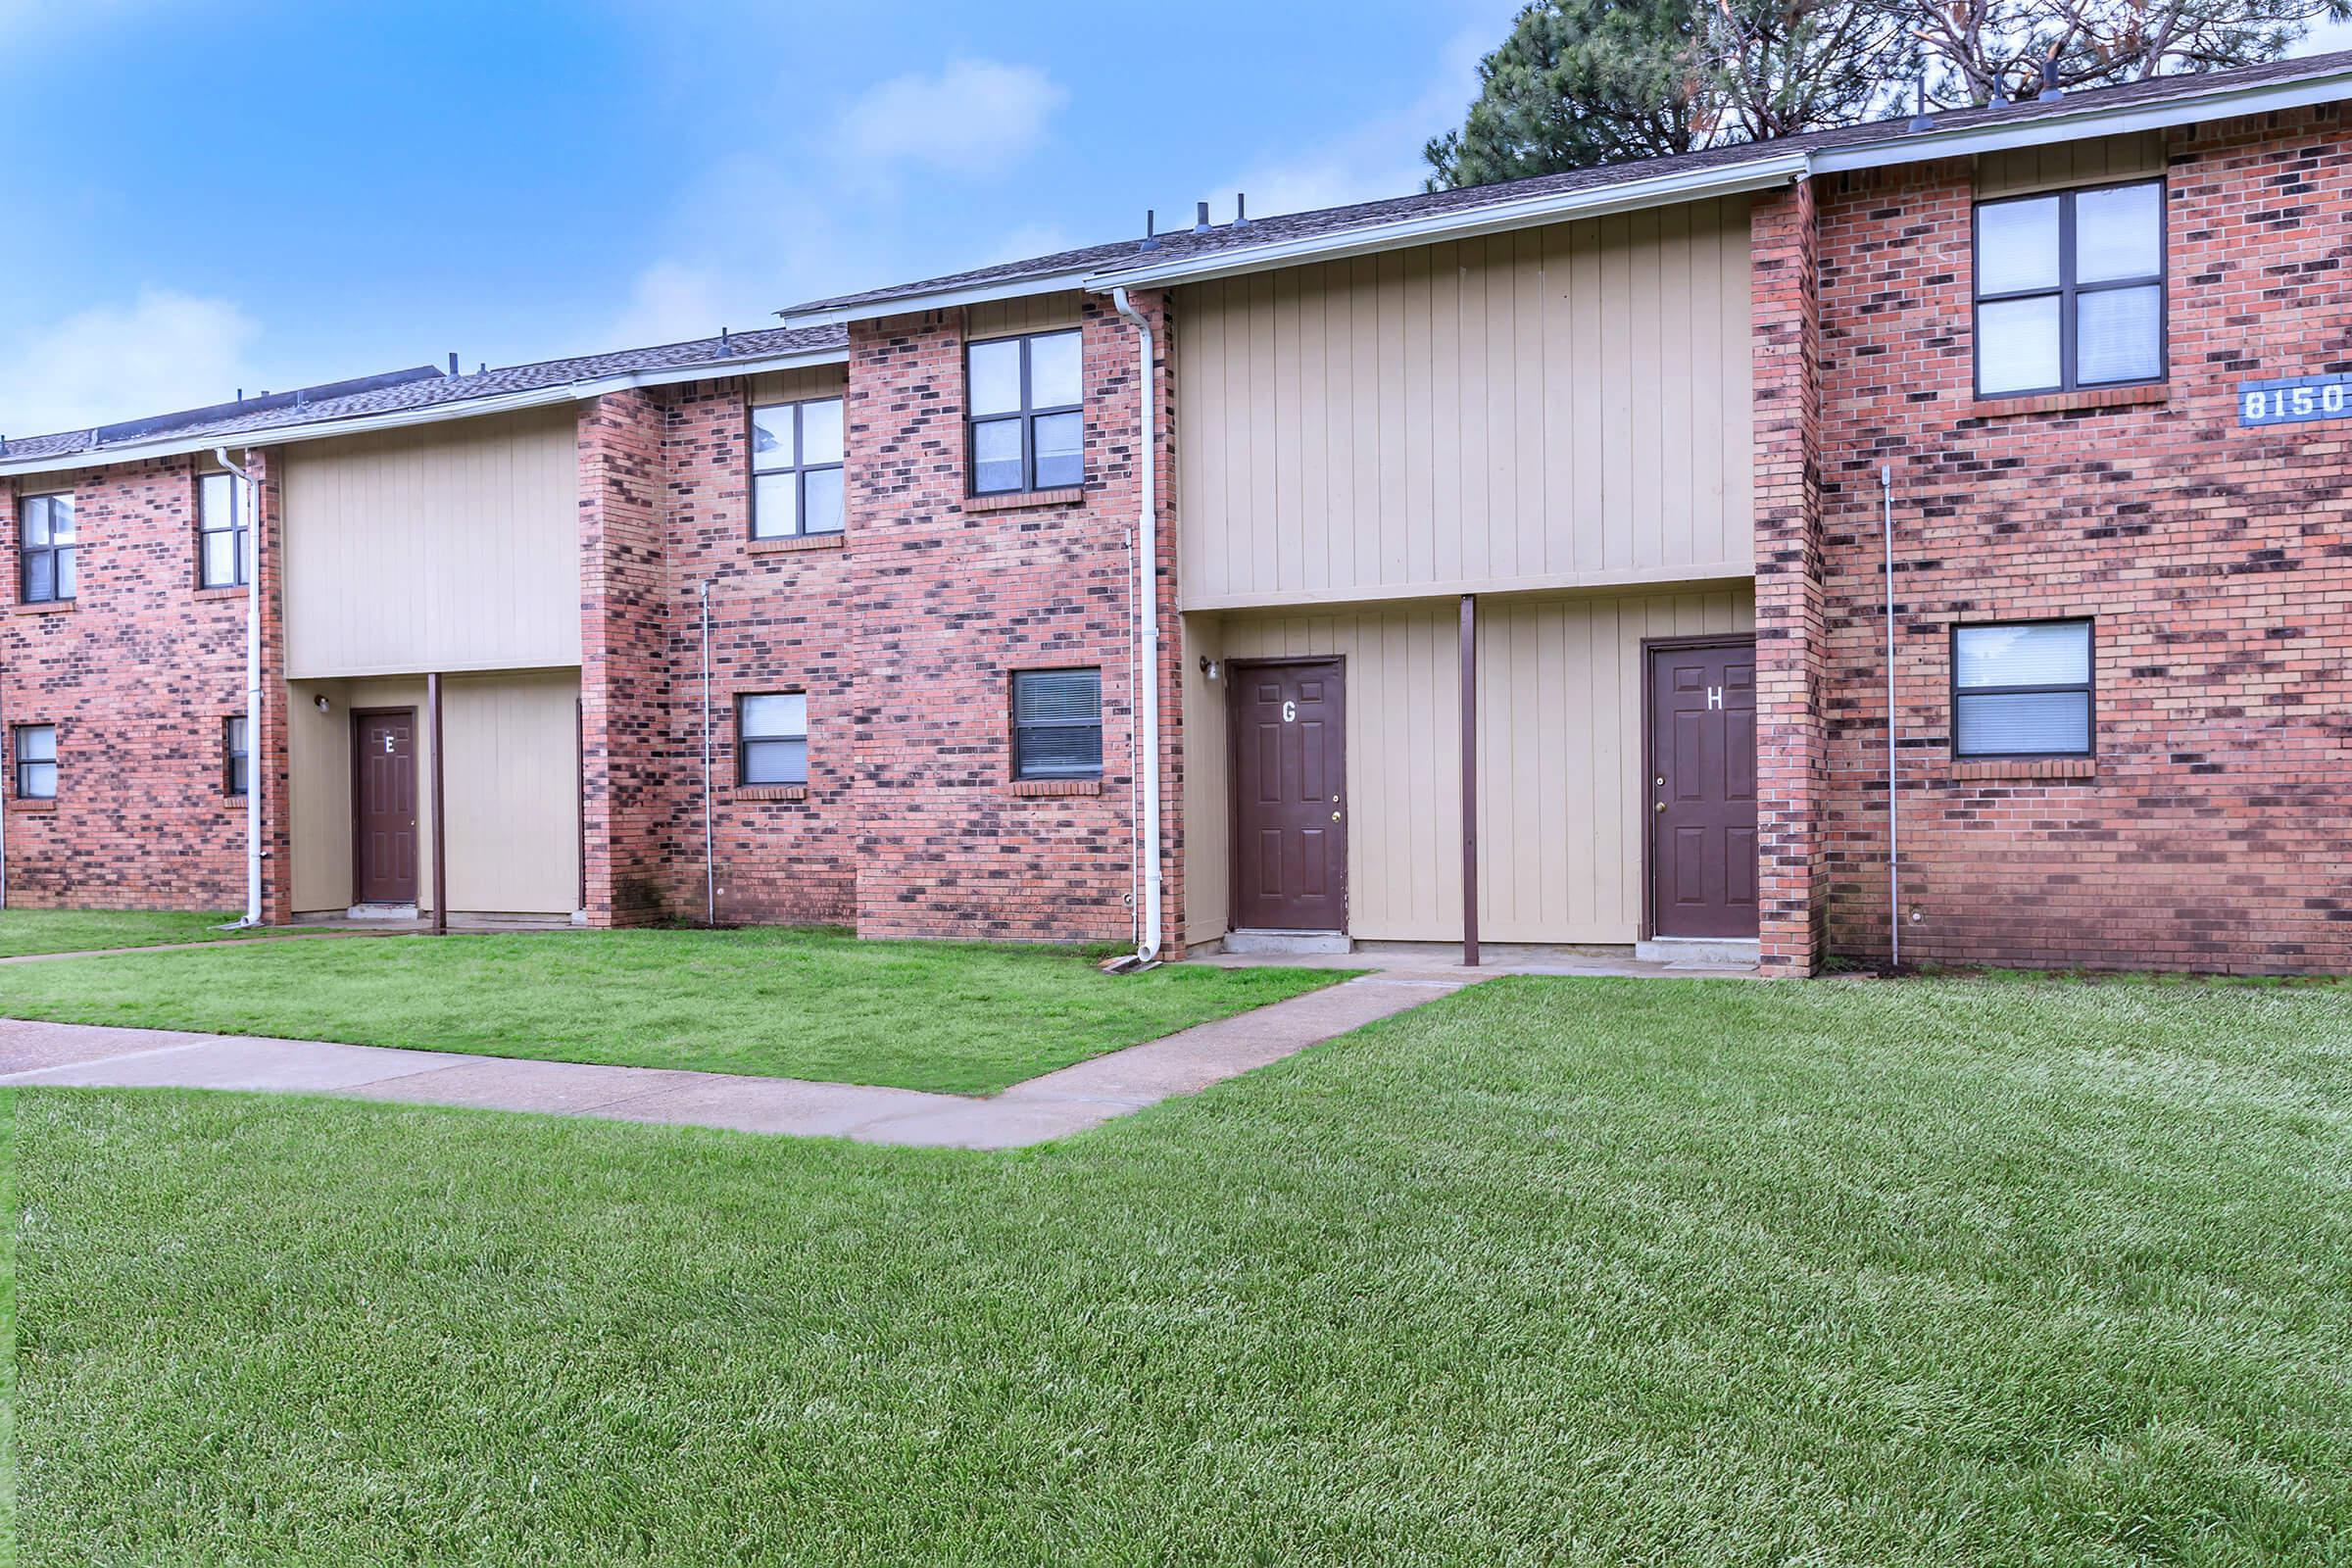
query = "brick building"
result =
(5, 54, 2349, 974)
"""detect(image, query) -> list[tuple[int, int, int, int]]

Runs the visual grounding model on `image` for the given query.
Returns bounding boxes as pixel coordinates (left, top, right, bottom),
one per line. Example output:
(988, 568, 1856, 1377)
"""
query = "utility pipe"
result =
(700, 580, 716, 928)
(1881, 465, 1900, 971)
(1108, 288, 1163, 964)
(214, 448, 264, 929)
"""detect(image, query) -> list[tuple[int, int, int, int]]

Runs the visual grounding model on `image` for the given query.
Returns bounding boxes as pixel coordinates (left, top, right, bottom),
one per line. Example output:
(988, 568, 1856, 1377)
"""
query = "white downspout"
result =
(1109, 287, 1163, 963)
(1881, 465, 1900, 971)
(215, 447, 264, 929)
(700, 580, 716, 928)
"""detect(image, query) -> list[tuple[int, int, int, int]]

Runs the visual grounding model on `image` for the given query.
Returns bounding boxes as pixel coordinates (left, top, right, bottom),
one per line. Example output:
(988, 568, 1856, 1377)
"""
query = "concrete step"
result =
(1634, 936, 1761, 968)
(1222, 929, 1354, 956)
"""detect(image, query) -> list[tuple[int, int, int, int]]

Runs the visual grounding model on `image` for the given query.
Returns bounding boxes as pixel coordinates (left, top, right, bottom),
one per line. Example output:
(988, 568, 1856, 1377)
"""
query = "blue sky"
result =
(0, 0, 1514, 434)
(4, 2, 2346, 438)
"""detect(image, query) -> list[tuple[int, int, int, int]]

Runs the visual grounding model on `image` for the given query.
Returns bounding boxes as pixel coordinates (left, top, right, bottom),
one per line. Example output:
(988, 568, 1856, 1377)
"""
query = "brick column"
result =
(577, 389, 672, 926)
(1751, 180, 1827, 975)
(249, 449, 297, 924)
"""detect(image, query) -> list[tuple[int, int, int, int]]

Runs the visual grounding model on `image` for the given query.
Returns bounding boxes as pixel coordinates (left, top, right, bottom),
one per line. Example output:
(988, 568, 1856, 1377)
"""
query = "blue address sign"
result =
(2239, 372, 2352, 427)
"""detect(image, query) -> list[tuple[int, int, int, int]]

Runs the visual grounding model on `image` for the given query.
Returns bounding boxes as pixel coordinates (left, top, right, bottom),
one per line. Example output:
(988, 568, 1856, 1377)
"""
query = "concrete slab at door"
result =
(1645, 638, 1758, 939)
(353, 709, 419, 906)
(1229, 659, 1348, 932)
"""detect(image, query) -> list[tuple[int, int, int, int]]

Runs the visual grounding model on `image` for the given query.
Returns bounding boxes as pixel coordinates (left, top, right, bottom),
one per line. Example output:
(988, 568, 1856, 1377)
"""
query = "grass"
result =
(0, 908, 278, 959)
(0, 926, 1346, 1096)
(16, 974, 2351, 1565)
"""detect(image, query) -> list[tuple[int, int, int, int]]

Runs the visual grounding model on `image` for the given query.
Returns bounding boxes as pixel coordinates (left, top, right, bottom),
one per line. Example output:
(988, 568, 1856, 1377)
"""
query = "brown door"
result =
(353, 709, 419, 906)
(1229, 659, 1348, 932)
(1646, 638, 1758, 939)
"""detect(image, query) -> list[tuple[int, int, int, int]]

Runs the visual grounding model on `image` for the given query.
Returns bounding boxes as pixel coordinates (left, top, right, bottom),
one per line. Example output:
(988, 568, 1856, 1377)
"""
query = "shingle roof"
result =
(784, 48, 2352, 318)
(0, 323, 848, 465)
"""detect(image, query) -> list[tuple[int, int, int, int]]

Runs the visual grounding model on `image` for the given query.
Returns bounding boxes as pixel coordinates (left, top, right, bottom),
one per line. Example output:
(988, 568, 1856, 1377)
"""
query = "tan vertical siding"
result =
(968, 291, 1085, 338)
(1976, 132, 2165, 198)
(288, 669, 580, 914)
(281, 409, 581, 679)
(1475, 587, 1752, 943)
(1188, 585, 1753, 945)
(1175, 197, 1755, 611)
(745, 364, 849, 405)
(441, 670, 581, 912)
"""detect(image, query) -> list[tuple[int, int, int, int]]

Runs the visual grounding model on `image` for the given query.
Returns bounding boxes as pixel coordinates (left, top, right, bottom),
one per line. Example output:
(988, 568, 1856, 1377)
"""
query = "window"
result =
(12, 723, 56, 800)
(20, 493, 76, 604)
(1952, 620, 2092, 759)
(750, 397, 845, 539)
(223, 714, 251, 797)
(736, 693, 808, 786)
(967, 329, 1082, 496)
(1011, 667, 1102, 779)
(198, 471, 249, 588)
(1976, 179, 2164, 397)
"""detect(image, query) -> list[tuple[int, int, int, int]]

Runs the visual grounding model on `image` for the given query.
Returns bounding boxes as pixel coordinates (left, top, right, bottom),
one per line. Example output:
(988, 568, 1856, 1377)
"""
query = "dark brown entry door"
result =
(1230, 660, 1348, 932)
(354, 710, 419, 906)
(1647, 639, 1758, 939)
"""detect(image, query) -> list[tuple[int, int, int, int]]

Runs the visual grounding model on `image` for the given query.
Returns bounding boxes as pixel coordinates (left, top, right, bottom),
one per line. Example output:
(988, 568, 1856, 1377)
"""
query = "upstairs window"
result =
(736, 693, 808, 786)
(751, 397, 845, 539)
(20, 493, 75, 604)
(1011, 667, 1102, 779)
(1976, 179, 2164, 397)
(198, 470, 250, 588)
(1952, 620, 2092, 759)
(12, 723, 56, 800)
(967, 329, 1082, 496)
(223, 714, 251, 797)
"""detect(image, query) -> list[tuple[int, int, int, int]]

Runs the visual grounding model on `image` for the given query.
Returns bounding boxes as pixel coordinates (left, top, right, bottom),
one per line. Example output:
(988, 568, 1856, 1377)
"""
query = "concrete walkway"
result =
(0, 972, 1473, 1150)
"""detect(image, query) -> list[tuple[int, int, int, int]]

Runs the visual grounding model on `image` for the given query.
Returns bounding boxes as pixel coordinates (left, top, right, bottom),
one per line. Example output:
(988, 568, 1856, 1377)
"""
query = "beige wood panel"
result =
(1203, 605, 1463, 941)
(288, 670, 580, 914)
(1977, 132, 2165, 198)
(1187, 584, 1753, 945)
(282, 408, 581, 679)
(968, 292, 1084, 339)
(1175, 198, 1755, 612)
(1181, 613, 1229, 940)
(442, 670, 580, 913)
(289, 676, 422, 911)
(746, 364, 849, 405)
(1475, 586, 1753, 943)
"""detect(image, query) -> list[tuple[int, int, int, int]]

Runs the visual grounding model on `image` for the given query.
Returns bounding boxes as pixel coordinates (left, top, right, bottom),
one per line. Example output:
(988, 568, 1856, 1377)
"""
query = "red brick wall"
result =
(1751, 180, 1829, 975)
(644, 377, 858, 927)
(0, 459, 254, 910)
(1813, 106, 2352, 973)
(576, 389, 673, 925)
(842, 294, 1175, 946)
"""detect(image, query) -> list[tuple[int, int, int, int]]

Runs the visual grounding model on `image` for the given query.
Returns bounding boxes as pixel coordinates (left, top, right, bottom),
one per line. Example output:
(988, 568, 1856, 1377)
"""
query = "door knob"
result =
(1654, 801, 1666, 812)
(1331, 810, 1342, 821)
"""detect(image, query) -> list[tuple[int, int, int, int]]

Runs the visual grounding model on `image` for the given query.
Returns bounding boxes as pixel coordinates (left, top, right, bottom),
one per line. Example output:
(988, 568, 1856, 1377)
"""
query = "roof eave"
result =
(1085, 152, 1811, 293)
(0, 343, 851, 480)
(777, 268, 1100, 331)
(1812, 66, 2352, 172)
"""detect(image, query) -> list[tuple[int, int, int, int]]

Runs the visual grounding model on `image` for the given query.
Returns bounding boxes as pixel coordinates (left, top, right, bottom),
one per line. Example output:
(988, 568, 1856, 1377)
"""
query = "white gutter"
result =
(1109, 287, 1163, 965)
(0, 347, 851, 481)
(214, 448, 265, 929)
(776, 269, 1098, 331)
(1881, 466, 1900, 972)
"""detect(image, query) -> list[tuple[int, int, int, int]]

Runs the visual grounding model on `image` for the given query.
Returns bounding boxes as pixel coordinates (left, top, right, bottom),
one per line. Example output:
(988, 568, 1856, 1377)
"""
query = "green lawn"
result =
(0, 926, 1344, 1096)
(0, 908, 276, 959)
(17, 975, 2351, 1566)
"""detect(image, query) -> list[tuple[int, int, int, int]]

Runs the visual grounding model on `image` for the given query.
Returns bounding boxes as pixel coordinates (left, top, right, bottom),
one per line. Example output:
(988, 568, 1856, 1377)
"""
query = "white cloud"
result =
(0, 289, 265, 437)
(590, 58, 1071, 352)
(839, 59, 1069, 174)
(1209, 23, 1494, 219)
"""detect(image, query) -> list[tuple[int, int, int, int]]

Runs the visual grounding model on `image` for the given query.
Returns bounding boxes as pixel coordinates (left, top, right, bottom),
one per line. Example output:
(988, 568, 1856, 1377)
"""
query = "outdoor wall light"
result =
(314, 695, 331, 713)
(1199, 657, 1221, 681)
